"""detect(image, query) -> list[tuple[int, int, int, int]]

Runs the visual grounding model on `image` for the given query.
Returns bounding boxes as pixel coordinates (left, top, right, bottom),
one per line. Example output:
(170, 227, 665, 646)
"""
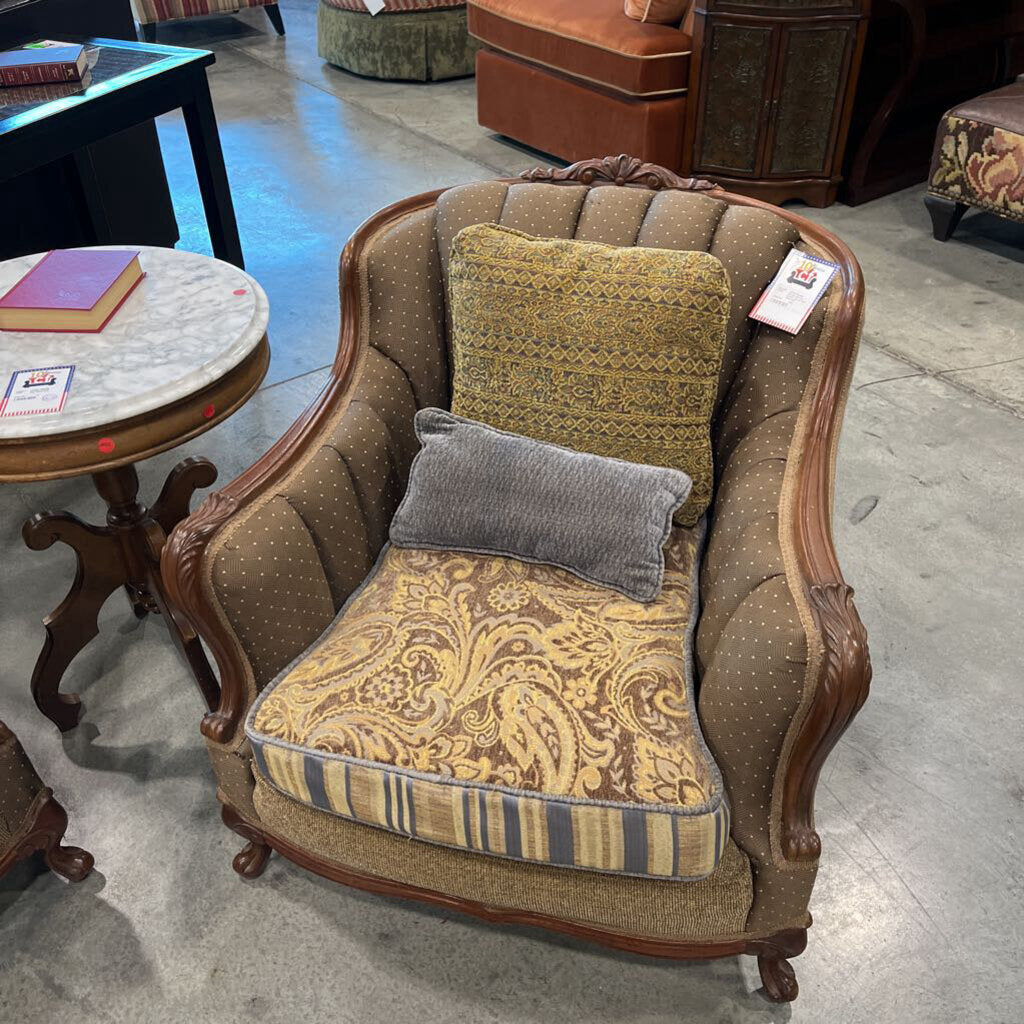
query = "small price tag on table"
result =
(0, 365, 75, 418)
(363, 0, 386, 13)
(749, 249, 839, 334)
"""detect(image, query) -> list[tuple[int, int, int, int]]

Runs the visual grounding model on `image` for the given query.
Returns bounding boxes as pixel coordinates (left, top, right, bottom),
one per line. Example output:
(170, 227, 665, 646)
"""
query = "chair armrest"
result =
(697, 221, 871, 869)
(163, 191, 443, 746)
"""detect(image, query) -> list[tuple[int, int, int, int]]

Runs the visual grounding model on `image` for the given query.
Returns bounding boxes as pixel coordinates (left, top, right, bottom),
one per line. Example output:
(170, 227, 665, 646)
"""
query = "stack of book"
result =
(0, 42, 87, 88)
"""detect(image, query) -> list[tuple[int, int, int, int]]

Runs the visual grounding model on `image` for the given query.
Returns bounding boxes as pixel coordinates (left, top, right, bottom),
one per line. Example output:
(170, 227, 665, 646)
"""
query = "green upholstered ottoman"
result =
(317, 0, 478, 82)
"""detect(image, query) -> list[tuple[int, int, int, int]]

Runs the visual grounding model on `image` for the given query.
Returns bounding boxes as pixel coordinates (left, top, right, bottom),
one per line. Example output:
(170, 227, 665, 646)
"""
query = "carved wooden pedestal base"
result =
(25, 457, 219, 731)
(0, 788, 94, 883)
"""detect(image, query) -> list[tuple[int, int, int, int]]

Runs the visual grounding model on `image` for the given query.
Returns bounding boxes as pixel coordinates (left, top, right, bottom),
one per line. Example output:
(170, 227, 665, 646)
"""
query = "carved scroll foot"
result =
(222, 804, 271, 879)
(0, 790, 95, 883)
(758, 954, 799, 1003)
(44, 842, 96, 882)
(747, 927, 806, 1003)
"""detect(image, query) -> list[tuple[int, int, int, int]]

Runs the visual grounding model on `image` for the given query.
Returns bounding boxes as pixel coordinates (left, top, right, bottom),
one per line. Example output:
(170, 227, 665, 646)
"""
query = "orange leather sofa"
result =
(469, 0, 695, 172)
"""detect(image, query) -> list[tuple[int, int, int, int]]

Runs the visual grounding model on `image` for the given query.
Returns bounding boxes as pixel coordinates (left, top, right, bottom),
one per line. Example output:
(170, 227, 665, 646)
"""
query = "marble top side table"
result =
(0, 246, 270, 732)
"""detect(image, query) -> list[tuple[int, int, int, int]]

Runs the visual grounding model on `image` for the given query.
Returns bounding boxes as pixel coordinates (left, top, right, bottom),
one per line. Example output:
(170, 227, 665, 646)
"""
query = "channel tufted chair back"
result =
(165, 156, 870, 1003)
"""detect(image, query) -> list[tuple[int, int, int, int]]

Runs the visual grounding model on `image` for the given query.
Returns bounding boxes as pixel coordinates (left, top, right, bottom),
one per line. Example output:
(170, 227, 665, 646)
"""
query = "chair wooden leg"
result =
(264, 3, 285, 35)
(747, 926, 807, 1003)
(222, 804, 272, 878)
(924, 194, 967, 241)
(0, 790, 94, 883)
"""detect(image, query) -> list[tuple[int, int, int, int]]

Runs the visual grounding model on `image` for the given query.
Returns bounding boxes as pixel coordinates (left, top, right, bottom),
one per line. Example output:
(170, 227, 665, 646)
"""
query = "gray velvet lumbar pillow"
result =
(389, 409, 693, 603)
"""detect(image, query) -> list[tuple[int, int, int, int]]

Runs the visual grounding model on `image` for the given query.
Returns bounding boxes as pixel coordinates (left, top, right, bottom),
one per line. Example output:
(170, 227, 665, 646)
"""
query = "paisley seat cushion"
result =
(246, 527, 729, 880)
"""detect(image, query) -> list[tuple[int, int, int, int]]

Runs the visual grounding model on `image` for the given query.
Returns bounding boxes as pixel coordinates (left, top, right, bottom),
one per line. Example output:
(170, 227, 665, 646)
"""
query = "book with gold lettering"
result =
(0, 250, 144, 332)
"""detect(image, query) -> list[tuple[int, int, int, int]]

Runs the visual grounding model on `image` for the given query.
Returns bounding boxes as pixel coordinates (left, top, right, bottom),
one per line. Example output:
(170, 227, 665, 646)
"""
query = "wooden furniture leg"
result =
(924, 194, 968, 241)
(264, 3, 286, 35)
(222, 804, 272, 878)
(24, 459, 219, 731)
(748, 927, 807, 1003)
(141, 23, 157, 43)
(181, 73, 245, 269)
(23, 513, 124, 732)
(0, 788, 94, 883)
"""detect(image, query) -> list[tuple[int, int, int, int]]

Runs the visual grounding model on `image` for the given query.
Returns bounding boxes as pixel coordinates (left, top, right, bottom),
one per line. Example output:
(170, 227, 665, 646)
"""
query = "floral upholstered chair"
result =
(164, 156, 871, 1004)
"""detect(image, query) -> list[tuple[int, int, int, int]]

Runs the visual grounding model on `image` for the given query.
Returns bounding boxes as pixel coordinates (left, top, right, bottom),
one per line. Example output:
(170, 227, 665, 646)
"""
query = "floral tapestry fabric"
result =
(929, 116, 1024, 224)
(447, 224, 730, 527)
(247, 529, 729, 879)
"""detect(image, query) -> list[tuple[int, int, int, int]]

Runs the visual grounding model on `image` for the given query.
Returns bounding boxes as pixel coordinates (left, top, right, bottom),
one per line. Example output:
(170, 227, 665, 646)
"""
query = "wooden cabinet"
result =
(686, 2, 869, 207)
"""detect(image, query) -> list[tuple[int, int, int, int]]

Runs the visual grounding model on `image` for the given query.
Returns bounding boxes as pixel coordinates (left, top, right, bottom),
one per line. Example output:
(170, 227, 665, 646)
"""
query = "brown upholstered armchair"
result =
(0, 719, 93, 883)
(164, 155, 870, 1003)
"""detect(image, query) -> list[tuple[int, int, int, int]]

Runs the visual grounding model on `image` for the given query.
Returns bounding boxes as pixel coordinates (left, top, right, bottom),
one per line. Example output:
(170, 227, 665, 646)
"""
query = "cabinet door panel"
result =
(768, 26, 852, 175)
(695, 21, 776, 174)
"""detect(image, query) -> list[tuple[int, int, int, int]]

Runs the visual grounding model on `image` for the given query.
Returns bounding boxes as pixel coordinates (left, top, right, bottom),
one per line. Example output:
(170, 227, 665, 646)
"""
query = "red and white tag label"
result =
(749, 249, 839, 335)
(0, 364, 75, 418)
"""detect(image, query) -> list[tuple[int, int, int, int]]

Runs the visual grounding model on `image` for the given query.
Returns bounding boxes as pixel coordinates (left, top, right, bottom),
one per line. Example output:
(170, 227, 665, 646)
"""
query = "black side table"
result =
(0, 37, 244, 268)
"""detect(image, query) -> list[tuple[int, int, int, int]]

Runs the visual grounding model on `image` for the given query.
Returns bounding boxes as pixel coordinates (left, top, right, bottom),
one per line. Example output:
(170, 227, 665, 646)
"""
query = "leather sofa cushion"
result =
(468, 0, 693, 97)
(624, 0, 688, 26)
(246, 527, 730, 880)
(947, 79, 1024, 133)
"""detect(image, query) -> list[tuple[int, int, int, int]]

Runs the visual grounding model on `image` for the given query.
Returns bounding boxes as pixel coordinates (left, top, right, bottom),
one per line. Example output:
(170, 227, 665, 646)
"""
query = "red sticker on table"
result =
(233, 288, 248, 296)
(98, 437, 115, 453)
(203, 403, 216, 419)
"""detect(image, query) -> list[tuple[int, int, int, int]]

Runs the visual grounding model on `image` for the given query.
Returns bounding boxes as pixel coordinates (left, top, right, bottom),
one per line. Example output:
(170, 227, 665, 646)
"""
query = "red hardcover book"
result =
(0, 45, 87, 87)
(0, 250, 144, 332)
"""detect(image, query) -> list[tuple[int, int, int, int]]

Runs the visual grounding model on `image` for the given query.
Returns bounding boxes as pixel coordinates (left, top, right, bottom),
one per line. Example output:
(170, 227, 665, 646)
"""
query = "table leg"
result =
(23, 513, 124, 732)
(181, 74, 245, 269)
(24, 459, 220, 732)
(64, 148, 113, 245)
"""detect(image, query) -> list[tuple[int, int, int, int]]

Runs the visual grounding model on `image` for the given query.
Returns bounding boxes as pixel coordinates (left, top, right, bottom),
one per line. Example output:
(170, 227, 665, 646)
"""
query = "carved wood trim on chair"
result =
(521, 154, 716, 192)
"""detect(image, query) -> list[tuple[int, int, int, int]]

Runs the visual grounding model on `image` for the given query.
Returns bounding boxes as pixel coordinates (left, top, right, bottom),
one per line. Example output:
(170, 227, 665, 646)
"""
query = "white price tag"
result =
(749, 249, 839, 335)
(364, 0, 386, 13)
(0, 365, 75, 418)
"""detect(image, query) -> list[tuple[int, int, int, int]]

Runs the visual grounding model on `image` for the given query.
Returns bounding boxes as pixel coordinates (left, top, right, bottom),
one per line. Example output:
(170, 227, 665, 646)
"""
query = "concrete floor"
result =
(1, 3, 1023, 1021)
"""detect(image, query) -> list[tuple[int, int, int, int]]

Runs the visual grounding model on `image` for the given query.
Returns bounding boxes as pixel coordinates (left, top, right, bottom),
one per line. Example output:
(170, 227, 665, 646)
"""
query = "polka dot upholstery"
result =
(0, 720, 45, 856)
(206, 179, 854, 935)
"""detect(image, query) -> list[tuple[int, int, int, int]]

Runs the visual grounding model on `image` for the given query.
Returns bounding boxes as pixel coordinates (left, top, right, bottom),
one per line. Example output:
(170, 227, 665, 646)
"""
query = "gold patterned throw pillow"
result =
(448, 224, 730, 526)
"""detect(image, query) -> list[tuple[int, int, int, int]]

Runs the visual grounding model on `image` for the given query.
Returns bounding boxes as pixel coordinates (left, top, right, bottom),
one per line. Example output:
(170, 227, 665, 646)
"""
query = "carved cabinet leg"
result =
(747, 927, 807, 1003)
(222, 804, 272, 879)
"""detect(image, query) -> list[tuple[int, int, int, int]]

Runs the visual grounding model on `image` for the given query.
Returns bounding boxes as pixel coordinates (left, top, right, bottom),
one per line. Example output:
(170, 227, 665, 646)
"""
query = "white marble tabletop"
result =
(0, 246, 269, 440)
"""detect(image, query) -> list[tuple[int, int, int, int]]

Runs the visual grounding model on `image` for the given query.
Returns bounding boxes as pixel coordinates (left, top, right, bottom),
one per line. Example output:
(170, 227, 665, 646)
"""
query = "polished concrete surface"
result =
(1, 3, 1023, 1021)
